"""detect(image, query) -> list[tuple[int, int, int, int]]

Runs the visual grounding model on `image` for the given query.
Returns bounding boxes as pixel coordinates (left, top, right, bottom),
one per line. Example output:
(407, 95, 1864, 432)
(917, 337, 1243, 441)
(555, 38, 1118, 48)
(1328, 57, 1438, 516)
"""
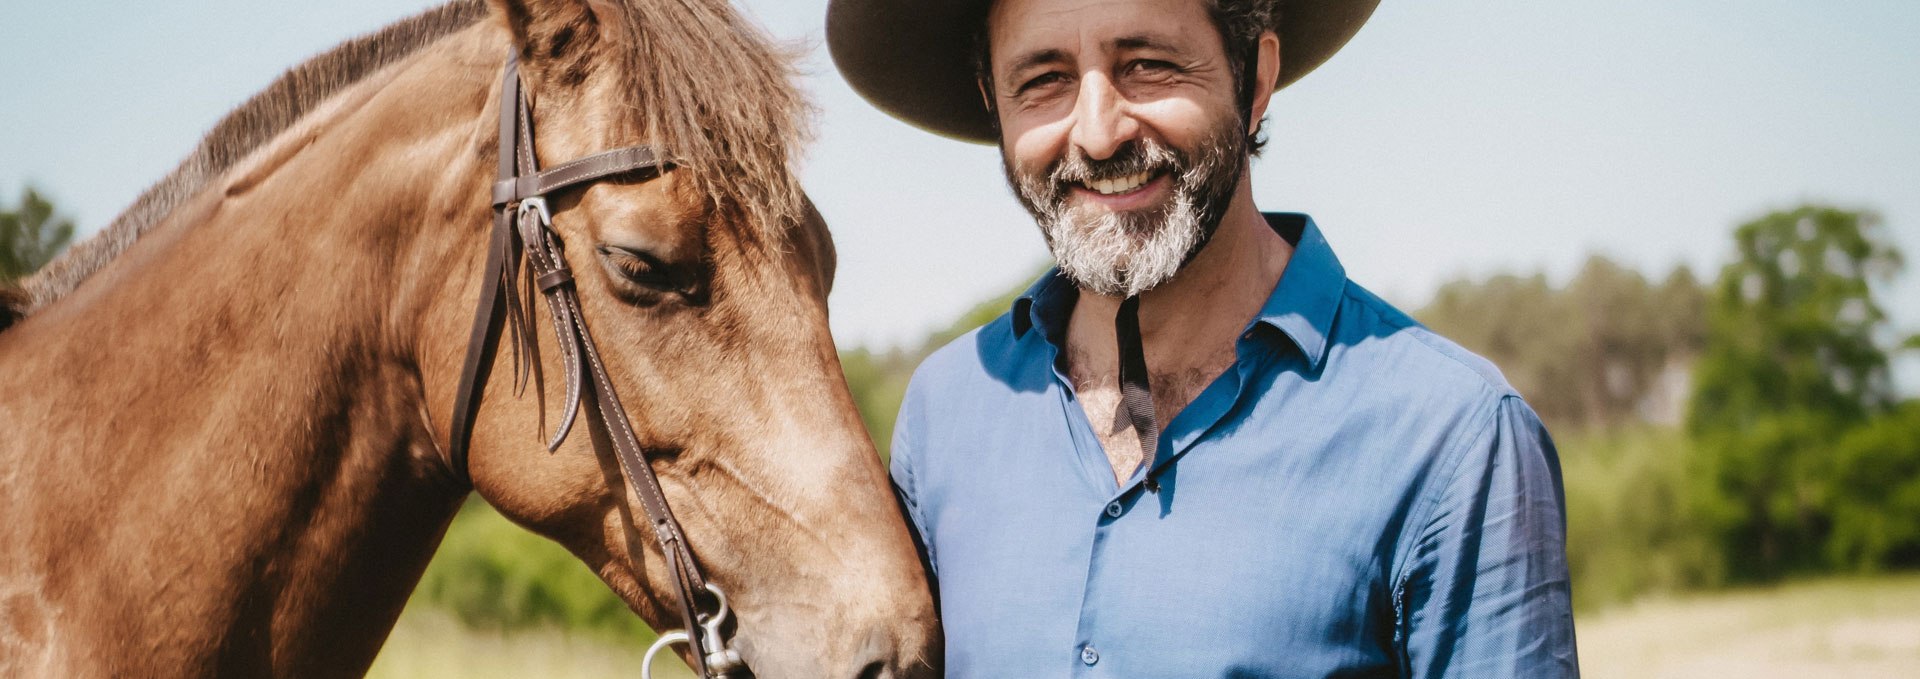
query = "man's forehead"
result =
(988, 0, 1218, 62)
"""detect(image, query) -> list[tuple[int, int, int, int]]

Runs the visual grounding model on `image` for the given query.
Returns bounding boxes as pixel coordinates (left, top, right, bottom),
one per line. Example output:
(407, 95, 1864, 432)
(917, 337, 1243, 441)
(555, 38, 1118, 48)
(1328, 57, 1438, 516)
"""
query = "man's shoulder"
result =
(1332, 281, 1522, 407)
(899, 309, 1039, 411)
(909, 312, 1017, 386)
(892, 309, 1053, 464)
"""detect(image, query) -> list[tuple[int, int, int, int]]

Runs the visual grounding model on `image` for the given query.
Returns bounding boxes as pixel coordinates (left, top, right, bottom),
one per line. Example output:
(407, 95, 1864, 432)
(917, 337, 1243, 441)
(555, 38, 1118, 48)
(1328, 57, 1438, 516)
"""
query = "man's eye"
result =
(1126, 59, 1177, 76)
(1018, 72, 1067, 93)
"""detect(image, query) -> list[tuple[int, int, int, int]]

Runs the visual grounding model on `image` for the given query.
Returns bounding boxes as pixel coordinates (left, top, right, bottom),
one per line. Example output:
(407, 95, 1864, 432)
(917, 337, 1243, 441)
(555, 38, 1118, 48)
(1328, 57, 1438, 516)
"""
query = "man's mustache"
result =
(1039, 141, 1184, 198)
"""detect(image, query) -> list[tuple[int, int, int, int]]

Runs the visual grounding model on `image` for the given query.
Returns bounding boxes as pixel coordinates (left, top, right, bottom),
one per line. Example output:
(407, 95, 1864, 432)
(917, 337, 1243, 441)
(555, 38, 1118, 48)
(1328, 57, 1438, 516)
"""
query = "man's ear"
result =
(1248, 30, 1281, 133)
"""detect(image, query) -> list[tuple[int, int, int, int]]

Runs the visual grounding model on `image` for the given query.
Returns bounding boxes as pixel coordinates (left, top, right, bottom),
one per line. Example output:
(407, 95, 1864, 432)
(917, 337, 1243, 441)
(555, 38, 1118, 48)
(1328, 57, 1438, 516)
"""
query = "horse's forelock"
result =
(593, 0, 815, 241)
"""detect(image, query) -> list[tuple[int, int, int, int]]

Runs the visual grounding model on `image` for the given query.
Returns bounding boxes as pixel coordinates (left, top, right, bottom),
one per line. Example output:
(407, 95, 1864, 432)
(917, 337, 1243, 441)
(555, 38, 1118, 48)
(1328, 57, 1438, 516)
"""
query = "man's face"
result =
(988, 0, 1248, 298)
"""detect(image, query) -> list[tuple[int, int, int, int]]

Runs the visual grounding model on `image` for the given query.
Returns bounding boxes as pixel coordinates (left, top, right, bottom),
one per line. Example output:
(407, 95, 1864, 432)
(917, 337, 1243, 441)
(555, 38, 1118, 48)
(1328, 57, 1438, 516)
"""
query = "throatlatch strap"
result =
(1116, 296, 1160, 490)
(446, 57, 529, 483)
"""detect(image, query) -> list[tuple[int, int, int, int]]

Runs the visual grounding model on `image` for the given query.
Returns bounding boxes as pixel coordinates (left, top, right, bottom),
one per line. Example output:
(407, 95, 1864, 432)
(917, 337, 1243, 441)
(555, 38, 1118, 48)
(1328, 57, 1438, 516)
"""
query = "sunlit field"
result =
(1578, 575, 1920, 679)
(367, 575, 1920, 678)
(366, 606, 694, 679)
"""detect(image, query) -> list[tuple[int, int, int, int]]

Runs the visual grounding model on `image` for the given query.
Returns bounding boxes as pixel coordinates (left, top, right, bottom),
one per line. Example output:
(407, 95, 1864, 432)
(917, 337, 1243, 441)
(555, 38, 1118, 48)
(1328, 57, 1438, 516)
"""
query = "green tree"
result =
(1827, 402, 1920, 570)
(1417, 256, 1706, 431)
(1564, 257, 1708, 428)
(1, 186, 76, 281)
(1688, 205, 1906, 579)
(1421, 272, 1582, 424)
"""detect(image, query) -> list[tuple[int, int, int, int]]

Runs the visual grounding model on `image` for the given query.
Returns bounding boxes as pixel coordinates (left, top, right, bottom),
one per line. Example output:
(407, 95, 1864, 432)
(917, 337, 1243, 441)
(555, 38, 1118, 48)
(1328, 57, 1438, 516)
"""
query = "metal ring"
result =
(640, 584, 744, 679)
(698, 582, 729, 627)
(697, 583, 746, 676)
(640, 584, 739, 679)
(642, 630, 691, 679)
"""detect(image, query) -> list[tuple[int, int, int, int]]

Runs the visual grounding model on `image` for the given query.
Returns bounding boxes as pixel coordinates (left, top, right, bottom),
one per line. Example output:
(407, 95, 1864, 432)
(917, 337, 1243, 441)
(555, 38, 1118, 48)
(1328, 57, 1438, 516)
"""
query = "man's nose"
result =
(1067, 71, 1138, 160)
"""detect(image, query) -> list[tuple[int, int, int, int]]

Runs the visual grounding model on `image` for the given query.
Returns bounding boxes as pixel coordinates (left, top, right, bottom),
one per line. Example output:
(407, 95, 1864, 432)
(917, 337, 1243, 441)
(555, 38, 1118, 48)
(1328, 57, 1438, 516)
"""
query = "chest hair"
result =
(1064, 342, 1240, 486)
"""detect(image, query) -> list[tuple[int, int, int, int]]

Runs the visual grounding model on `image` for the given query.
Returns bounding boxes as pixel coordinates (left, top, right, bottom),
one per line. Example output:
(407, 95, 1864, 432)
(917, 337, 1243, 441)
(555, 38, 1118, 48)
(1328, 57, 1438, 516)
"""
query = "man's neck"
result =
(1059, 175, 1293, 486)
(1066, 177, 1294, 375)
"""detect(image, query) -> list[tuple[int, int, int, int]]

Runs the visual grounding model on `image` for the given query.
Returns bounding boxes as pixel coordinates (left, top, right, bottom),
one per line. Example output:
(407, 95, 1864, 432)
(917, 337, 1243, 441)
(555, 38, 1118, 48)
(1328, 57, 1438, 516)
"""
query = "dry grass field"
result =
(1577, 575, 1920, 678)
(368, 575, 1920, 678)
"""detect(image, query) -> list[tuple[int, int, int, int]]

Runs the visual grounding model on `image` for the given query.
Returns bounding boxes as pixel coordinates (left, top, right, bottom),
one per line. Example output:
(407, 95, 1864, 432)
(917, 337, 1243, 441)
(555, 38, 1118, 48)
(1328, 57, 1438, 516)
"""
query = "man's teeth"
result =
(1087, 171, 1152, 195)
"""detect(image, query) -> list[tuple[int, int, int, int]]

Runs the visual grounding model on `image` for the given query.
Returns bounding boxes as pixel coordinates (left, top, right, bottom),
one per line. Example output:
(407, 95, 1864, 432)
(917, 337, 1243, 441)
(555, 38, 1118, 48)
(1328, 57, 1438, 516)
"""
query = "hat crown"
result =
(827, 0, 1380, 144)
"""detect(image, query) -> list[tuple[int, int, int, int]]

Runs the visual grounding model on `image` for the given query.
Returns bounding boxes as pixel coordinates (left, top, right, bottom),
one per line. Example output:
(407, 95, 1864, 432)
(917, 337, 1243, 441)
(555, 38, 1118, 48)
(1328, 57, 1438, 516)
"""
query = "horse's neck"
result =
(0, 27, 499, 676)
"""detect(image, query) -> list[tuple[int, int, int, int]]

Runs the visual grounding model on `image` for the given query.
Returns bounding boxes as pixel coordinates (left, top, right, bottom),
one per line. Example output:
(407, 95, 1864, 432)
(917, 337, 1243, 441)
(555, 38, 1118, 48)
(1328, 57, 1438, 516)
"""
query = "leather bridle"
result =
(446, 56, 744, 678)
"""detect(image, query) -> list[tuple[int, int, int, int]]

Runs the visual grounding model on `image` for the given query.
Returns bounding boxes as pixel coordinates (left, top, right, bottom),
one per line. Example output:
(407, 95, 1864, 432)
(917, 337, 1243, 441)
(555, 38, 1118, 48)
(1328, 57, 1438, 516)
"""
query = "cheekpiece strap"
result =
(445, 54, 724, 677)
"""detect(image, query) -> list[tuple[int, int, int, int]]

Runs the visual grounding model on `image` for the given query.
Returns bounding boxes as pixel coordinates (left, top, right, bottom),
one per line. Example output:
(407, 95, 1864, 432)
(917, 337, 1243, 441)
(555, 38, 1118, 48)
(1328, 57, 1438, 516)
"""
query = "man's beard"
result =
(1003, 120, 1245, 298)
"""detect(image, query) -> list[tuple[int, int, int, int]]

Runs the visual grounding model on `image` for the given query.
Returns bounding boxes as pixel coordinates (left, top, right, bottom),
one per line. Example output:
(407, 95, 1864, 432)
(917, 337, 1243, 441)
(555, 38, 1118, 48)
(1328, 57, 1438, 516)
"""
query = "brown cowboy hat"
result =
(826, 0, 1381, 144)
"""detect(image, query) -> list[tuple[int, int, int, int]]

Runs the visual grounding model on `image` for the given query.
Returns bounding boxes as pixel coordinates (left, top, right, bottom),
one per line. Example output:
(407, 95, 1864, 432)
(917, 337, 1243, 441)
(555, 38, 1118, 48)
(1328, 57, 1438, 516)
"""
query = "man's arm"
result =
(1397, 395, 1579, 678)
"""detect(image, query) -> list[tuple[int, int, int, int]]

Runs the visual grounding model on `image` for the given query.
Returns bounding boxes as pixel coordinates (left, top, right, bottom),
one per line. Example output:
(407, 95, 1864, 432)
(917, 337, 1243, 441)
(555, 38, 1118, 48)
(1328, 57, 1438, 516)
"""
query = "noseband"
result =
(446, 56, 744, 678)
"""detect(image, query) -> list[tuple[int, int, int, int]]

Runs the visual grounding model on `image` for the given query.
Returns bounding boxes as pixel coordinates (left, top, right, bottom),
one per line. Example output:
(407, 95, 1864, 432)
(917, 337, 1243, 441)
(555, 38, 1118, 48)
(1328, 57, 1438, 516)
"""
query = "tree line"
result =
(1423, 205, 1919, 604)
(847, 203, 1920, 604)
(0, 186, 74, 282)
(7, 185, 1915, 627)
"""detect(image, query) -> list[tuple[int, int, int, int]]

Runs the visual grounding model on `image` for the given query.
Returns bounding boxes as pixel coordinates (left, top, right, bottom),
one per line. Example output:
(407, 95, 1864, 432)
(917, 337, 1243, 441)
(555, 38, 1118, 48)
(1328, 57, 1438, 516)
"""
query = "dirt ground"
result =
(1577, 575, 1920, 678)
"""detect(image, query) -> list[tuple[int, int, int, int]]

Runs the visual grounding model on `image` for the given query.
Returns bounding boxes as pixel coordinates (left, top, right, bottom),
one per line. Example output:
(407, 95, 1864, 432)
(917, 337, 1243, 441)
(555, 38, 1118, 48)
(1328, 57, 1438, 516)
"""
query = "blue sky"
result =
(3, 1, 1916, 388)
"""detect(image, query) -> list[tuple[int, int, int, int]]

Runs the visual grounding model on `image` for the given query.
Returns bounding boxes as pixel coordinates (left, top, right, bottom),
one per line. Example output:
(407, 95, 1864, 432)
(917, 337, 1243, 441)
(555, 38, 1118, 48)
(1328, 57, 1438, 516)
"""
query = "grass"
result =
(1557, 426, 1724, 609)
(366, 605, 694, 679)
(369, 575, 1920, 678)
(1577, 574, 1920, 678)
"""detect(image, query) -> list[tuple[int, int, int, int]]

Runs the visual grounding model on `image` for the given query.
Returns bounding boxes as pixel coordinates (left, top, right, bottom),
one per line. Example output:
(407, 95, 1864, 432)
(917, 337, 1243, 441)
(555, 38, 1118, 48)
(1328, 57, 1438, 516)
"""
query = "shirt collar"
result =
(1011, 268, 1072, 342)
(1011, 212, 1346, 369)
(1250, 212, 1345, 370)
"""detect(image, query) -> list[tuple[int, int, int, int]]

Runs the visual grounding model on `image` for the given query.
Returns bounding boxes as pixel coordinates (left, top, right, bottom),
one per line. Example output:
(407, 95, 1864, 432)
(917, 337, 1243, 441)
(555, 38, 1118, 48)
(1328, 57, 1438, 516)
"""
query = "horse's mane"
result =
(7, 0, 809, 326)
(13, 2, 489, 319)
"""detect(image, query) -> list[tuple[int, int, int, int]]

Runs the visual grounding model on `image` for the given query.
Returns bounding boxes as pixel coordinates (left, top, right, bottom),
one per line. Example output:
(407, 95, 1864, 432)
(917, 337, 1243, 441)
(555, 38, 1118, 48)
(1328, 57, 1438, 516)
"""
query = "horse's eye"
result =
(596, 245, 679, 293)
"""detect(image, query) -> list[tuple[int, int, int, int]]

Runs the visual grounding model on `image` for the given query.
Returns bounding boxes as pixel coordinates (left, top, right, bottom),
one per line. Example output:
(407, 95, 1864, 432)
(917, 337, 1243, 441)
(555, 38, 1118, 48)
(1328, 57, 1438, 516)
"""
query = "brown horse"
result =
(0, 1, 938, 677)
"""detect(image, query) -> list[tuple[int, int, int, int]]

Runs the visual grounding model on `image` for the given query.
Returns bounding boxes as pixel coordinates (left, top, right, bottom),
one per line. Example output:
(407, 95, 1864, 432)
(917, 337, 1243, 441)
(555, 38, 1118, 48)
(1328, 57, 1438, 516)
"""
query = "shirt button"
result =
(1081, 645, 1100, 665)
(1104, 501, 1124, 518)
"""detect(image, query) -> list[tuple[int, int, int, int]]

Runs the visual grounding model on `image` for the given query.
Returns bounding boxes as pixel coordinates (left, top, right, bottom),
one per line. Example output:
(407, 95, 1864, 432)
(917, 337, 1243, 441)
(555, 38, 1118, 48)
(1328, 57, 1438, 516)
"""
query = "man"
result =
(828, 0, 1579, 676)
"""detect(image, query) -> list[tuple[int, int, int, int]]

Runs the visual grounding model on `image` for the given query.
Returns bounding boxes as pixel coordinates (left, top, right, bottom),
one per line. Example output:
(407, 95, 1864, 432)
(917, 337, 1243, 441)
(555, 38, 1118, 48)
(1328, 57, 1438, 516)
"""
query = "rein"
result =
(445, 56, 744, 679)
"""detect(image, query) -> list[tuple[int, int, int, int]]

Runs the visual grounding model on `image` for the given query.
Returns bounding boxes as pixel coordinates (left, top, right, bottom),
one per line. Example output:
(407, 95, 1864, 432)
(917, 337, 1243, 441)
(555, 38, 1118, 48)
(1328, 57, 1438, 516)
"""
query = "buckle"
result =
(517, 196, 552, 227)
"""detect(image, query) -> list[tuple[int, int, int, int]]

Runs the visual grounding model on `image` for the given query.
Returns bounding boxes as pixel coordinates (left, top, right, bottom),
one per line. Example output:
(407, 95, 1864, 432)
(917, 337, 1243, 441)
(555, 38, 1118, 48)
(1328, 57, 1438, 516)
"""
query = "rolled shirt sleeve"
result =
(1397, 395, 1580, 678)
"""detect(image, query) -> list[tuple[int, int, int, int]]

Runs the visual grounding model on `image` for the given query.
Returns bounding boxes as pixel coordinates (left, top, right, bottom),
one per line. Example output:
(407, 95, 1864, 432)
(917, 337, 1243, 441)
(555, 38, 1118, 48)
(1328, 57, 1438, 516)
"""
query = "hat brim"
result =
(828, 0, 1380, 145)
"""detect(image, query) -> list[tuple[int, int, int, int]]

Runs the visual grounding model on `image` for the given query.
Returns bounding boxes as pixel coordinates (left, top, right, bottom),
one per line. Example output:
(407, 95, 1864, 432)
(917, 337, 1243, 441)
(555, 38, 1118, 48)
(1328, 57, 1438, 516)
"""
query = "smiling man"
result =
(828, 0, 1579, 676)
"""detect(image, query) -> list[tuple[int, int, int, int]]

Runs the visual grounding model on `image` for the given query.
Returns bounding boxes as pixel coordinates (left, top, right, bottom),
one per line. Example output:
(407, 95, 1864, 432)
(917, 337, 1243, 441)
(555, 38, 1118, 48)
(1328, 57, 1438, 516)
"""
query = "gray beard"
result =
(1005, 123, 1244, 298)
(1040, 179, 1202, 299)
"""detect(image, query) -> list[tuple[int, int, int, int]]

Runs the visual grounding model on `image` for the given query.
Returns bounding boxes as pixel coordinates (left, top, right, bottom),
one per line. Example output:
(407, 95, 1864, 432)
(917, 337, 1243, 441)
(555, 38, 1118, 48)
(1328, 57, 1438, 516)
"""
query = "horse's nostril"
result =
(848, 626, 899, 679)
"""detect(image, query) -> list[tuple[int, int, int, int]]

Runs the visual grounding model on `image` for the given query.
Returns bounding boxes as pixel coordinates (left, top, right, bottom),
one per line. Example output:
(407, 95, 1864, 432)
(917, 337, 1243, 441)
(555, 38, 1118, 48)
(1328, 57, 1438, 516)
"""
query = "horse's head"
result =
(436, 1, 939, 676)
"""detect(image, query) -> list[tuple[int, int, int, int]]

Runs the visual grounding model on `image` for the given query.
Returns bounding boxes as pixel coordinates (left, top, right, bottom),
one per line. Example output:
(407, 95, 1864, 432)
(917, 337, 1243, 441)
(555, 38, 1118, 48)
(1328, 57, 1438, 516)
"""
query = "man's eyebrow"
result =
(1004, 48, 1068, 78)
(1000, 34, 1190, 80)
(1112, 34, 1189, 56)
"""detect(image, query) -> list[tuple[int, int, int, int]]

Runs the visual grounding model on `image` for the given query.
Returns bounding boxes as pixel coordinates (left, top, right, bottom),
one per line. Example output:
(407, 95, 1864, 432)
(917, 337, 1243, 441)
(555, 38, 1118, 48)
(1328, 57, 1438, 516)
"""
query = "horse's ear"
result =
(485, 0, 606, 63)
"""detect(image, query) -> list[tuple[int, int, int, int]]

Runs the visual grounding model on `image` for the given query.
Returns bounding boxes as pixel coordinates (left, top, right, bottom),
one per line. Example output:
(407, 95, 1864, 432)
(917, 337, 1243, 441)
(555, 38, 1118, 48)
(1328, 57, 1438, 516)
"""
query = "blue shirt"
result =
(890, 213, 1579, 678)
